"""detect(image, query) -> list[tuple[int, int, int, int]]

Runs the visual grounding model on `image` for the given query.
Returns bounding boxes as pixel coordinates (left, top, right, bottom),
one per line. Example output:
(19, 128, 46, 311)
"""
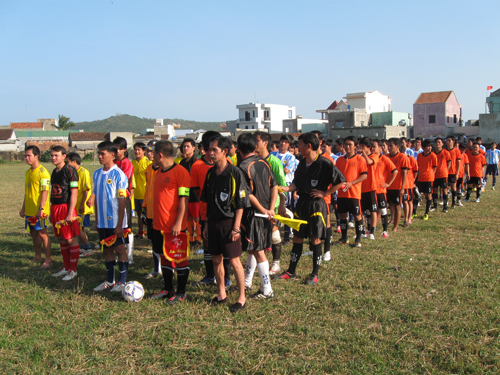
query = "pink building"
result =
(413, 91, 462, 137)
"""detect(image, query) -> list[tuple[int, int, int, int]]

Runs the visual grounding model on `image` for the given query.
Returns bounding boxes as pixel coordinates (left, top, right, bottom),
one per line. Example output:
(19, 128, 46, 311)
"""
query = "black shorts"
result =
(151, 227, 164, 254)
(434, 178, 447, 189)
(360, 191, 378, 213)
(241, 209, 272, 252)
(386, 189, 401, 205)
(468, 176, 482, 186)
(97, 227, 129, 249)
(294, 197, 328, 240)
(376, 193, 387, 209)
(486, 164, 498, 176)
(207, 218, 242, 259)
(146, 218, 153, 240)
(447, 175, 457, 184)
(416, 181, 433, 194)
(337, 197, 361, 216)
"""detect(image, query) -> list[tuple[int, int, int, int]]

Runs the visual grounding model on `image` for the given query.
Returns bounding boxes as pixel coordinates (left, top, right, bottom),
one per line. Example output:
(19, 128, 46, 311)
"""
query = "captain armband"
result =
(178, 187, 190, 196)
(40, 179, 50, 190)
(117, 189, 127, 198)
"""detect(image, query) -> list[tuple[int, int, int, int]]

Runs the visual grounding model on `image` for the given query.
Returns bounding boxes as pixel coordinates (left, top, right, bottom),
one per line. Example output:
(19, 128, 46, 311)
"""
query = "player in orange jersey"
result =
(464, 143, 486, 203)
(358, 137, 379, 240)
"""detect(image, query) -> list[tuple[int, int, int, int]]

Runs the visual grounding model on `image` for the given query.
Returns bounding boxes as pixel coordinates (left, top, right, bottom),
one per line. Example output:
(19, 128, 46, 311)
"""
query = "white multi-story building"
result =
(236, 103, 296, 133)
(344, 91, 392, 114)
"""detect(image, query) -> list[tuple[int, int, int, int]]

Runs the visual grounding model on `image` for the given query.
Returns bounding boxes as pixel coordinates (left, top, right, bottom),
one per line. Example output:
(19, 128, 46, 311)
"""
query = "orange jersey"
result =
(433, 149, 451, 178)
(466, 147, 485, 158)
(458, 152, 469, 178)
(321, 153, 335, 204)
(190, 157, 215, 221)
(417, 152, 437, 182)
(405, 156, 419, 189)
(468, 153, 486, 178)
(387, 152, 410, 190)
(361, 153, 379, 193)
(445, 147, 461, 176)
(336, 154, 368, 199)
(153, 164, 191, 232)
(142, 163, 160, 219)
(374, 155, 397, 194)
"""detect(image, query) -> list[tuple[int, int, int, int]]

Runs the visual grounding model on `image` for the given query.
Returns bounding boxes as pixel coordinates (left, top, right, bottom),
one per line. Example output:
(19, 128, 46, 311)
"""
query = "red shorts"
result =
(50, 204, 80, 240)
(188, 202, 200, 219)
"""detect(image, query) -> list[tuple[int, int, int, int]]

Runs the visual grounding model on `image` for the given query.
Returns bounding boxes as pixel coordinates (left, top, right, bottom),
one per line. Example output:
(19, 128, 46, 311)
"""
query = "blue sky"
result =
(1, 0, 498, 125)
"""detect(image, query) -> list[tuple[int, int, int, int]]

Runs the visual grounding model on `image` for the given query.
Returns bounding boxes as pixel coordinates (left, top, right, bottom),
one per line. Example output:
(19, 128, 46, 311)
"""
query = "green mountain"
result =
(74, 114, 223, 134)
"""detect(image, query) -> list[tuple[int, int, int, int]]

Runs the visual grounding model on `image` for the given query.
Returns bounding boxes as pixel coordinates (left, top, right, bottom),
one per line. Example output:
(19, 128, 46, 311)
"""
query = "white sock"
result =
(256, 261, 272, 295)
(244, 254, 257, 288)
(126, 233, 134, 262)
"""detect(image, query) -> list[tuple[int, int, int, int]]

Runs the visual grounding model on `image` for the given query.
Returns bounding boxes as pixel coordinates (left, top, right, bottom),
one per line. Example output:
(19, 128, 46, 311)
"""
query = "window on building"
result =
(361, 121, 365, 127)
(429, 115, 436, 124)
(245, 111, 250, 121)
(252, 110, 255, 118)
(447, 116, 450, 123)
(288, 110, 292, 119)
(245, 125, 249, 129)
(336, 121, 343, 128)
(454, 114, 457, 123)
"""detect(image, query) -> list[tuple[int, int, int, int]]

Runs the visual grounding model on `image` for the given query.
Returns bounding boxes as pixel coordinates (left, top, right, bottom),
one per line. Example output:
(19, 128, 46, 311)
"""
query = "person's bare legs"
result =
(230, 257, 246, 306)
(390, 202, 401, 231)
(213, 254, 226, 301)
(31, 228, 51, 267)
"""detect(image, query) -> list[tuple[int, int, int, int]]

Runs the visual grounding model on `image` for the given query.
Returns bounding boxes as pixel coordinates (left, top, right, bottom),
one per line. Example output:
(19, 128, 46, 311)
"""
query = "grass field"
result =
(1, 162, 499, 374)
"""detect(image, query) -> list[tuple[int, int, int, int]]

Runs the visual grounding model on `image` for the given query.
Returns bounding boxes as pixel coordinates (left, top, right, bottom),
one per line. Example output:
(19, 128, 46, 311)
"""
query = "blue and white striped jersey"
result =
(412, 148, 424, 159)
(274, 151, 297, 185)
(486, 149, 500, 165)
(93, 165, 128, 229)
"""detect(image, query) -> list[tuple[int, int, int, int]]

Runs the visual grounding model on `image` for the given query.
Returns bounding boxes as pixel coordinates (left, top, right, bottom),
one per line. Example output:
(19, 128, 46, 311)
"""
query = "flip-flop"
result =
(210, 296, 227, 306)
(230, 302, 246, 313)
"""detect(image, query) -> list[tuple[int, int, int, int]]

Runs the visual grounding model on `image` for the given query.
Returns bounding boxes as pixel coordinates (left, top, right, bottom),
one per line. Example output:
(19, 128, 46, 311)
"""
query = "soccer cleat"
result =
(302, 250, 313, 256)
(305, 274, 319, 285)
(166, 293, 187, 305)
(353, 241, 362, 248)
(429, 207, 437, 212)
(230, 302, 246, 313)
(62, 270, 77, 281)
(322, 251, 331, 262)
(276, 271, 296, 280)
(423, 214, 429, 220)
(93, 281, 115, 292)
(196, 276, 216, 286)
(360, 233, 368, 239)
(457, 201, 464, 206)
(381, 231, 389, 238)
(225, 278, 232, 290)
(368, 233, 375, 240)
(443, 208, 448, 213)
(475, 198, 480, 203)
(463, 198, 470, 202)
(136, 231, 145, 239)
(80, 249, 94, 257)
(144, 271, 160, 279)
(52, 268, 68, 277)
(151, 289, 174, 300)
(333, 238, 350, 245)
(411, 214, 417, 219)
(347, 222, 355, 229)
(451, 205, 455, 209)
(336, 226, 341, 233)
(250, 290, 274, 299)
(110, 283, 124, 293)
(492, 187, 495, 190)
(269, 263, 281, 275)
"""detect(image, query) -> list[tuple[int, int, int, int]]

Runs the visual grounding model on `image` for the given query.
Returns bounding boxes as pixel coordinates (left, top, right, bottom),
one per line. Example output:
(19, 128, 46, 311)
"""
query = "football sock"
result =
(105, 260, 116, 283)
(476, 189, 481, 199)
(365, 213, 371, 231)
(425, 199, 432, 215)
(340, 219, 348, 240)
(153, 252, 161, 274)
(456, 191, 462, 202)
(311, 243, 322, 276)
(324, 226, 332, 254)
(256, 261, 272, 295)
(161, 265, 174, 291)
(493, 177, 497, 187)
(82, 242, 91, 250)
(451, 191, 456, 205)
(287, 242, 303, 274)
(443, 194, 448, 209)
(355, 220, 364, 242)
(223, 257, 230, 281)
(484, 177, 488, 186)
(370, 226, 376, 234)
(244, 254, 257, 288)
(335, 211, 340, 227)
(204, 253, 214, 279)
(381, 215, 388, 232)
(60, 244, 70, 271)
(118, 261, 129, 284)
(126, 233, 134, 262)
(176, 266, 190, 294)
(272, 243, 282, 262)
(187, 219, 194, 242)
(69, 245, 80, 272)
(466, 188, 472, 199)
(432, 193, 438, 208)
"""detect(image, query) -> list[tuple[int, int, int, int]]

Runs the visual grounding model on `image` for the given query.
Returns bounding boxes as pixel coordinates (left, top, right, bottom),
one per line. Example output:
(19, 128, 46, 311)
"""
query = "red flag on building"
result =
(487, 86, 493, 90)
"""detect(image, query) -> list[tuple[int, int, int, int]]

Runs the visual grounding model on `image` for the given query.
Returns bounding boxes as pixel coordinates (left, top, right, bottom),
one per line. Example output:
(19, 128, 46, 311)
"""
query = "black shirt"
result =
(200, 163, 251, 219)
(51, 164, 79, 205)
(179, 155, 199, 203)
(293, 154, 345, 199)
(238, 154, 276, 210)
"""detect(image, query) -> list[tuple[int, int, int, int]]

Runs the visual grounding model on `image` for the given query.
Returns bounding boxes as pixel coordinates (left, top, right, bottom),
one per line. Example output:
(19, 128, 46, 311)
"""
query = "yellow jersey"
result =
(25, 164, 51, 217)
(76, 166, 94, 215)
(132, 157, 152, 200)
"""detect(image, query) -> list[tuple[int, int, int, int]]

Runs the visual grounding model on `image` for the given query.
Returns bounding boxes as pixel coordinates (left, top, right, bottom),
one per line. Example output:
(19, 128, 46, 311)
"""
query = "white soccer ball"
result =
(122, 281, 145, 302)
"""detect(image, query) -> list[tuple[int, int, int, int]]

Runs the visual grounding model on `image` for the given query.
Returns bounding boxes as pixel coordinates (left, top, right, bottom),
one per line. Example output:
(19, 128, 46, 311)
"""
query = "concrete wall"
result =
(413, 102, 447, 137)
(107, 132, 133, 148)
(479, 113, 500, 142)
(327, 111, 371, 135)
(487, 97, 500, 113)
(329, 126, 409, 140)
(372, 111, 412, 127)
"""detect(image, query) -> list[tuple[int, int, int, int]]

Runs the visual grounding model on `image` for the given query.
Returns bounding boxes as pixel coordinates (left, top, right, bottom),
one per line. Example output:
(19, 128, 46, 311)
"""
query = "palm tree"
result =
(56, 115, 75, 130)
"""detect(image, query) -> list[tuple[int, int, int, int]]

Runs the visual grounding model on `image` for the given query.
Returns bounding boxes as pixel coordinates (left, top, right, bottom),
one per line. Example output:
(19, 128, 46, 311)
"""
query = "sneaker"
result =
(411, 214, 417, 219)
(250, 290, 274, 299)
(333, 238, 350, 245)
(439, 201, 444, 206)
(305, 274, 319, 285)
(463, 198, 470, 202)
(151, 289, 174, 300)
(429, 207, 437, 212)
(336, 226, 341, 233)
(136, 231, 145, 239)
(276, 271, 296, 280)
(457, 201, 464, 206)
(93, 281, 115, 292)
(360, 233, 368, 239)
(303, 250, 313, 256)
(80, 249, 94, 257)
(475, 198, 480, 203)
(196, 276, 216, 286)
(144, 271, 160, 279)
(52, 268, 68, 277)
(110, 283, 124, 293)
(62, 270, 77, 281)
(451, 204, 455, 209)
(269, 263, 281, 275)
(353, 241, 362, 248)
(492, 187, 495, 190)
(423, 214, 429, 220)
(348, 222, 355, 229)
(230, 302, 246, 313)
(322, 251, 331, 262)
(368, 233, 375, 240)
(225, 278, 232, 290)
(381, 231, 389, 238)
(443, 208, 448, 213)
(166, 293, 187, 305)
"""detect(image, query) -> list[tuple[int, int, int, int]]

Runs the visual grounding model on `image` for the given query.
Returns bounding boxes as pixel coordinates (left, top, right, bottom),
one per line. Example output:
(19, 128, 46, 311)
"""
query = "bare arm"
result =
(231, 208, 244, 242)
(380, 170, 398, 189)
(171, 197, 188, 236)
(65, 189, 78, 222)
(114, 198, 126, 237)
